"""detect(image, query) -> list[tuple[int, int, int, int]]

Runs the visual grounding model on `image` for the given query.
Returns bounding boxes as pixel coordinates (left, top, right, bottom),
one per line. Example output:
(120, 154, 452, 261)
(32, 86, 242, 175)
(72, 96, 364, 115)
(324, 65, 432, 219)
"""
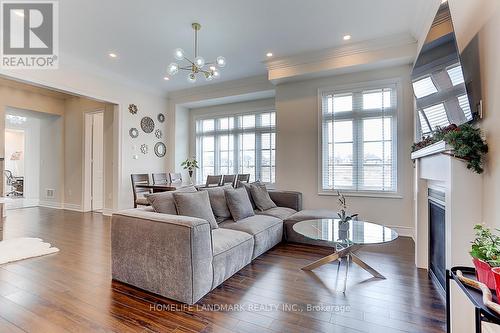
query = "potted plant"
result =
(470, 224, 500, 289)
(337, 191, 358, 235)
(181, 157, 199, 180)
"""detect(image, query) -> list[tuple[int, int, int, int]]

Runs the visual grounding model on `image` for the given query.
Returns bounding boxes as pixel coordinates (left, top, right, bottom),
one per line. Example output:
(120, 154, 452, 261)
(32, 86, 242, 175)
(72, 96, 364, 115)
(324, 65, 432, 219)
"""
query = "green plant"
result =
(180, 157, 199, 173)
(411, 123, 488, 174)
(337, 191, 358, 223)
(470, 224, 500, 267)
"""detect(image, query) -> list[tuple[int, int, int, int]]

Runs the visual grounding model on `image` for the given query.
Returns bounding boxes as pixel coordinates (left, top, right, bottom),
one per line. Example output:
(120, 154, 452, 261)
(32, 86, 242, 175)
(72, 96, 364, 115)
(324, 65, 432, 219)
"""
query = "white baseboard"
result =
(64, 203, 83, 212)
(385, 225, 414, 240)
(102, 208, 113, 216)
(38, 200, 64, 209)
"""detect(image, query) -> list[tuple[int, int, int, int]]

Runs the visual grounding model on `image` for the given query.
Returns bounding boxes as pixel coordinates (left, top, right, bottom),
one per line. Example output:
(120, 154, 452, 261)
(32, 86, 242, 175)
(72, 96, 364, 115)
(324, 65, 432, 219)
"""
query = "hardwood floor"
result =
(0, 207, 445, 333)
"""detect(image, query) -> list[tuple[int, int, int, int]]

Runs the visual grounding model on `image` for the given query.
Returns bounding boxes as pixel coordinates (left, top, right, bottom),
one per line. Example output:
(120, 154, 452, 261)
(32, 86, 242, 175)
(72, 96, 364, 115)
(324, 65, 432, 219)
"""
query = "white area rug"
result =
(0, 238, 59, 265)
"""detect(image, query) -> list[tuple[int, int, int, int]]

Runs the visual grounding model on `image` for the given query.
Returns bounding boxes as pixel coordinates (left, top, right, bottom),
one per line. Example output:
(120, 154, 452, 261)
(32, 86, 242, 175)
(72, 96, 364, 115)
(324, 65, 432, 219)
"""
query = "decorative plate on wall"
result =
(154, 142, 166, 157)
(129, 128, 139, 138)
(157, 113, 165, 123)
(155, 129, 162, 139)
(128, 104, 138, 115)
(140, 116, 155, 133)
(140, 144, 148, 154)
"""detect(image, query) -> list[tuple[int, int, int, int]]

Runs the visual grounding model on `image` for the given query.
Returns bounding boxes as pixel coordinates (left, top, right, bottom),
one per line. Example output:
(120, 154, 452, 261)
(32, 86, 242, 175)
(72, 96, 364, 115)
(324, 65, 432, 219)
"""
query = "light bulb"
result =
(188, 73, 197, 83)
(167, 62, 179, 75)
(194, 56, 205, 68)
(174, 48, 184, 60)
(213, 71, 220, 79)
(216, 56, 226, 68)
(209, 65, 216, 71)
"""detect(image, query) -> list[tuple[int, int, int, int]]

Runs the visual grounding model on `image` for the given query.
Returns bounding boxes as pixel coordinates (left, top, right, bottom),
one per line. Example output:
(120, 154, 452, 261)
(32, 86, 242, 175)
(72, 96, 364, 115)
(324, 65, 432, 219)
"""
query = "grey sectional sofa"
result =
(111, 190, 335, 304)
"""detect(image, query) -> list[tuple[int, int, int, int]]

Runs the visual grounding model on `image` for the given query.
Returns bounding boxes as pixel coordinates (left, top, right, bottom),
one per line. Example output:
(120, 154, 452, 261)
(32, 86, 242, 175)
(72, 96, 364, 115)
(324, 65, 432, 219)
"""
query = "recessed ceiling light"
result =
(343, 35, 352, 41)
(163, 76, 170, 81)
(266, 52, 273, 57)
(108, 53, 118, 58)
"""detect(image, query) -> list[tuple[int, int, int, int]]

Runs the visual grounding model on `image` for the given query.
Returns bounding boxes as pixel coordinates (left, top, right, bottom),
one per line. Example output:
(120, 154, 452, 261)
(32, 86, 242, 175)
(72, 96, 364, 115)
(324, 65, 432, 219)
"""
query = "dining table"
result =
(135, 182, 205, 193)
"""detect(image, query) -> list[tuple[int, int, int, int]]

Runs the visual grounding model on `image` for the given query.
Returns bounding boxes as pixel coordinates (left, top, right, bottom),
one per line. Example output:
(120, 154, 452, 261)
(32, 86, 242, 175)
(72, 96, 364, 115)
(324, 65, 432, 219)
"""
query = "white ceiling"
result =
(60, 0, 428, 94)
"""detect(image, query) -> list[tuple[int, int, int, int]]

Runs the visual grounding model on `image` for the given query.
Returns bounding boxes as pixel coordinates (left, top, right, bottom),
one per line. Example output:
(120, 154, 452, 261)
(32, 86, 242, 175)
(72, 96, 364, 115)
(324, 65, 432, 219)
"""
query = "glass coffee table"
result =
(293, 218, 398, 292)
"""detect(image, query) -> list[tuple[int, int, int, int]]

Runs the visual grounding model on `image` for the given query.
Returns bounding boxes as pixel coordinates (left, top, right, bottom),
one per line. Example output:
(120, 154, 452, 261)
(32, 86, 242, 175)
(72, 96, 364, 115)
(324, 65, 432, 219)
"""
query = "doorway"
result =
(84, 111, 104, 212)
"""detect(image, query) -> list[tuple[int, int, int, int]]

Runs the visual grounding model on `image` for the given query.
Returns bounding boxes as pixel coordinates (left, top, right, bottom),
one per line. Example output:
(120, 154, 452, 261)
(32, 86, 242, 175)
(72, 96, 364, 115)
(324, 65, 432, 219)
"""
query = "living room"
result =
(1, 0, 499, 332)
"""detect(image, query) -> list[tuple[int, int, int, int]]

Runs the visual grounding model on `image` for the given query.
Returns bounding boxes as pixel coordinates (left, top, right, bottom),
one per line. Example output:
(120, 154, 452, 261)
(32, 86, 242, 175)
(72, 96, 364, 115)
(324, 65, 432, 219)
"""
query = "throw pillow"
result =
(145, 186, 197, 214)
(173, 191, 219, 229)
(224, 187, 255, 222)
(250, 183, 277, 211)
(236, 180, 259, 209)
(199, 185, 232, 223)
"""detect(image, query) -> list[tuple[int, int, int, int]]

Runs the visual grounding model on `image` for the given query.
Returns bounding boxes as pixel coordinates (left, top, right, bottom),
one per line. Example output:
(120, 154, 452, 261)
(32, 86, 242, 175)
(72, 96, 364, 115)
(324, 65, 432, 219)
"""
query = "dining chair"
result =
(205, 175, 222, 188)
(169, 172, 182, 183)
(236, 173, 250, 184)
(152, 173, 168, 185)
(221, 174, 236, 186)
(131, 174, 151, 208)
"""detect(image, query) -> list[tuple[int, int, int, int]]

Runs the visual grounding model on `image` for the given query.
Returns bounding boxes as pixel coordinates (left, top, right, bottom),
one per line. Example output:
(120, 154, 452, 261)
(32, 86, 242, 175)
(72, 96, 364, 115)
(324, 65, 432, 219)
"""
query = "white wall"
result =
(0, 55, 169, 210)
(447, 0, 500, 229)
(4, 130, 24, 177)
(275, 65, 415, 236)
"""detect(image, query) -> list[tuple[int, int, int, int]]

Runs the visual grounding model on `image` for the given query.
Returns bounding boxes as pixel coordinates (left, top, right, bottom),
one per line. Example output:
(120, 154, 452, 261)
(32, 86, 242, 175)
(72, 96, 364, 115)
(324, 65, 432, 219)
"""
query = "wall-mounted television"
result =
(411, 2, 482, 139)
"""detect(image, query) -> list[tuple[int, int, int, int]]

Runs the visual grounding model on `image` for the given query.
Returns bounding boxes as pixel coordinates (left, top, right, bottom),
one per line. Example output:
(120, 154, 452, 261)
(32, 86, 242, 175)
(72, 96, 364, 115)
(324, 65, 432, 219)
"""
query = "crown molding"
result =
(264, 33, 416, 71)
(168, 74, 274, 104)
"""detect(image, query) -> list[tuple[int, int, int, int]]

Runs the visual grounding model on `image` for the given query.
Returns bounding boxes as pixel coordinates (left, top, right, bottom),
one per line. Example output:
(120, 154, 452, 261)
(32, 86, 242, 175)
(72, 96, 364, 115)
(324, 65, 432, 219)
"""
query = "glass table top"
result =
(292, 219, 398, 245)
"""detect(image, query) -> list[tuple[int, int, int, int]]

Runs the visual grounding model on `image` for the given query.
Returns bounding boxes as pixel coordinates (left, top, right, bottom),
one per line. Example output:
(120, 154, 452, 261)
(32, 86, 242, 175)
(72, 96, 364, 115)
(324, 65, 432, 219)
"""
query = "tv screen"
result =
(411, 2, 481, 138)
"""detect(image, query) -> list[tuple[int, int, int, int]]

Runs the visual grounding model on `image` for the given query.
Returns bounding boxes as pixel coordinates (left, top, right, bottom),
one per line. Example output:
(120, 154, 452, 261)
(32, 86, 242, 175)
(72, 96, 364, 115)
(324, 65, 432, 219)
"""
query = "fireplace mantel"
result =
(411, 140, 452, 160)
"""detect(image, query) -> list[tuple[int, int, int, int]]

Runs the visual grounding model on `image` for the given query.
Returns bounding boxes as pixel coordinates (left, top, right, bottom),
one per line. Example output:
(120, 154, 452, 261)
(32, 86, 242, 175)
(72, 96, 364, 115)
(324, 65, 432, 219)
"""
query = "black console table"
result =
(446, 267, 500, 332)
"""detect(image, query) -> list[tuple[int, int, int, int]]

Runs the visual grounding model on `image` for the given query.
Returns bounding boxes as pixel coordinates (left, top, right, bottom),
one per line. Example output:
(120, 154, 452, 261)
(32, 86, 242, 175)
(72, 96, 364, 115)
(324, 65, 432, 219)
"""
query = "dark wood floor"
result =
(0, 207, 445, 333)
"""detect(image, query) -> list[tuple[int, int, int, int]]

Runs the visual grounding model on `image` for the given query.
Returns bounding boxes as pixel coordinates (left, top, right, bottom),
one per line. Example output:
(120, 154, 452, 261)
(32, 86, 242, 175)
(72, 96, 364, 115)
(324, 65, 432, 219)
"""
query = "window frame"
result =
(194, 109, 276, 184)
(317, 78, 402, 198)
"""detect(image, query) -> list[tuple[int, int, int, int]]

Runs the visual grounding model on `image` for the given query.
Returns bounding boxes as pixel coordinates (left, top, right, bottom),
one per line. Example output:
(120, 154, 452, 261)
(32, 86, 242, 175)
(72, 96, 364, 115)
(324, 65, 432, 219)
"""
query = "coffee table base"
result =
(301, 245, 385, 292)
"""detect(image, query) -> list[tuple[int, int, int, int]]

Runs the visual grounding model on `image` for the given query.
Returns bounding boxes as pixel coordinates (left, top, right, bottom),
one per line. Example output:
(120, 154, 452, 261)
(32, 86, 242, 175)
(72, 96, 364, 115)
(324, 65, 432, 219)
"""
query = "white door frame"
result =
(83, 109, 105, 212)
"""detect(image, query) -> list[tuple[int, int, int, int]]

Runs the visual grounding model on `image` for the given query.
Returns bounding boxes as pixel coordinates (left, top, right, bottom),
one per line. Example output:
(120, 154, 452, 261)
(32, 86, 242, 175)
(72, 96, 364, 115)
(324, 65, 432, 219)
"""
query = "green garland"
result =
(412, 124, 488, 174)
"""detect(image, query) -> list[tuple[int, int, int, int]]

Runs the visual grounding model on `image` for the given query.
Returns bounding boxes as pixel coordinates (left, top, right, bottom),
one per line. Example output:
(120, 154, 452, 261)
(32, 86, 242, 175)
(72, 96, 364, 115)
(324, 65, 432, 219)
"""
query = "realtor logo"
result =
(1, 0, 58, 68)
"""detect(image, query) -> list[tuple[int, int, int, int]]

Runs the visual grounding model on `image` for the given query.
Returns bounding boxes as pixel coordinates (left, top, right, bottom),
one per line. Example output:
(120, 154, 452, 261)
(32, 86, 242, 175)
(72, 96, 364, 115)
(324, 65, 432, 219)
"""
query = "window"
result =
(196, 111, 276, 183)
(320, 84, 397, 193)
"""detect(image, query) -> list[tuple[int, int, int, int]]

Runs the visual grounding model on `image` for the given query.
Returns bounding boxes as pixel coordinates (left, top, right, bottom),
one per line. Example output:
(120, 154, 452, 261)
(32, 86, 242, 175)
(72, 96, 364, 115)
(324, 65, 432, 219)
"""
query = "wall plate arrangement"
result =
(140, 116, 155, 133)
(128, 104, 138, 115)
(154, 142, 166, 157)
(155, 129, 162, 139)
(157, 113, 165, 123)
(140, 144, 148, 154)
(129, 128, 139, 138)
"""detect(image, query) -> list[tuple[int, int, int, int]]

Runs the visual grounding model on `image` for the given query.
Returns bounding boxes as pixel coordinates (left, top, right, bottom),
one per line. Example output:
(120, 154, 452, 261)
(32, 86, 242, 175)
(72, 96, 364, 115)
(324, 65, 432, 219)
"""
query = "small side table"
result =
(447, 266, 500, 333)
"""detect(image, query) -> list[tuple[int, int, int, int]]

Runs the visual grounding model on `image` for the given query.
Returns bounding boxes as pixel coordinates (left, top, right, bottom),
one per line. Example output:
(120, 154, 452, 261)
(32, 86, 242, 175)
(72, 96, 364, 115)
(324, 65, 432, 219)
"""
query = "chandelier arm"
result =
(183, 57, 196, 66)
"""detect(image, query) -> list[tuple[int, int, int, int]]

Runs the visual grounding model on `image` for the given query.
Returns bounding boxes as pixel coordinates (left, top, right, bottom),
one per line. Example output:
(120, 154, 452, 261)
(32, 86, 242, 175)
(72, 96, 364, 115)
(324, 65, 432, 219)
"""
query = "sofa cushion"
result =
(135, 197, 149, 206)
(146, 186, 197, 214)
(224, 187, 255, 221)
(236, 181, 258, 209)
(211, 228, 253, 288)
(173, 191, 218, 229)
(256, 207, 297, 220)
(284, 209, 338, 247)
(250, 183, 277, 211)
(219, 215, 283, 258)
(199, 185, 232, 223)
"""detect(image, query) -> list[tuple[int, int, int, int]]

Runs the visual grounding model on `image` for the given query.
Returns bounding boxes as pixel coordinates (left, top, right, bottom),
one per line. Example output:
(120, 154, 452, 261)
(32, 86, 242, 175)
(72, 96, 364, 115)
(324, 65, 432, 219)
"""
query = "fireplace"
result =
(428, 188, 446, 295)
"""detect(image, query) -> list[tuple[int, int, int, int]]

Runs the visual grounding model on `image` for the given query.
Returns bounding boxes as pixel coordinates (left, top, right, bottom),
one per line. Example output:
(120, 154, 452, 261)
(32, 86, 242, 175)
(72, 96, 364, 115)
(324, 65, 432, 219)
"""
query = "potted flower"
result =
(470, 224, 500, 289)
(181, 157, 199, 180)
(337, 191, 358, 238)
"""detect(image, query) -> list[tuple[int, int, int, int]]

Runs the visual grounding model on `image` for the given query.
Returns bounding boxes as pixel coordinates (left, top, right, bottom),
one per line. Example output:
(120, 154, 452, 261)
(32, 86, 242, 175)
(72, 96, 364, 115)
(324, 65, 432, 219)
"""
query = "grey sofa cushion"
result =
(173, 191, 219, 229)
(236, 181, 258, 209)
(211, 228, 254, 288)
(224, 187, 255, 222)
(256, 207, 297, 220)
(250, 183, 277, 211)
(219, 215, 283, 258)
(146, 186, 197, 214)
(199, 185, 232, 223)
(283, 209, 338, 247)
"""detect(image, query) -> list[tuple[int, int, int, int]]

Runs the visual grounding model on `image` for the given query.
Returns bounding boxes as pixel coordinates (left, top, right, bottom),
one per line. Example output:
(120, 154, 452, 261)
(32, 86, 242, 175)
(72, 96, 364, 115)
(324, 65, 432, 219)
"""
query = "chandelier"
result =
(166, 23, 226, 83)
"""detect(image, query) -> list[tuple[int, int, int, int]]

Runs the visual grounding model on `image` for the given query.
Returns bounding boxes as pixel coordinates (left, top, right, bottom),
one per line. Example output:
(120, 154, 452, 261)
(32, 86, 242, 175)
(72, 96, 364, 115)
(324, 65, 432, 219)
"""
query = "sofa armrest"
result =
(268, 190, 302, 211)
(111, 208, 213, 304)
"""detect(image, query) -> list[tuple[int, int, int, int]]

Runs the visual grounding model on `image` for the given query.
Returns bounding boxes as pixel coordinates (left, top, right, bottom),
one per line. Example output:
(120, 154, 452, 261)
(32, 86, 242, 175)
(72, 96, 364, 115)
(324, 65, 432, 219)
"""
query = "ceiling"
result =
(60, 0, 429, 94)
